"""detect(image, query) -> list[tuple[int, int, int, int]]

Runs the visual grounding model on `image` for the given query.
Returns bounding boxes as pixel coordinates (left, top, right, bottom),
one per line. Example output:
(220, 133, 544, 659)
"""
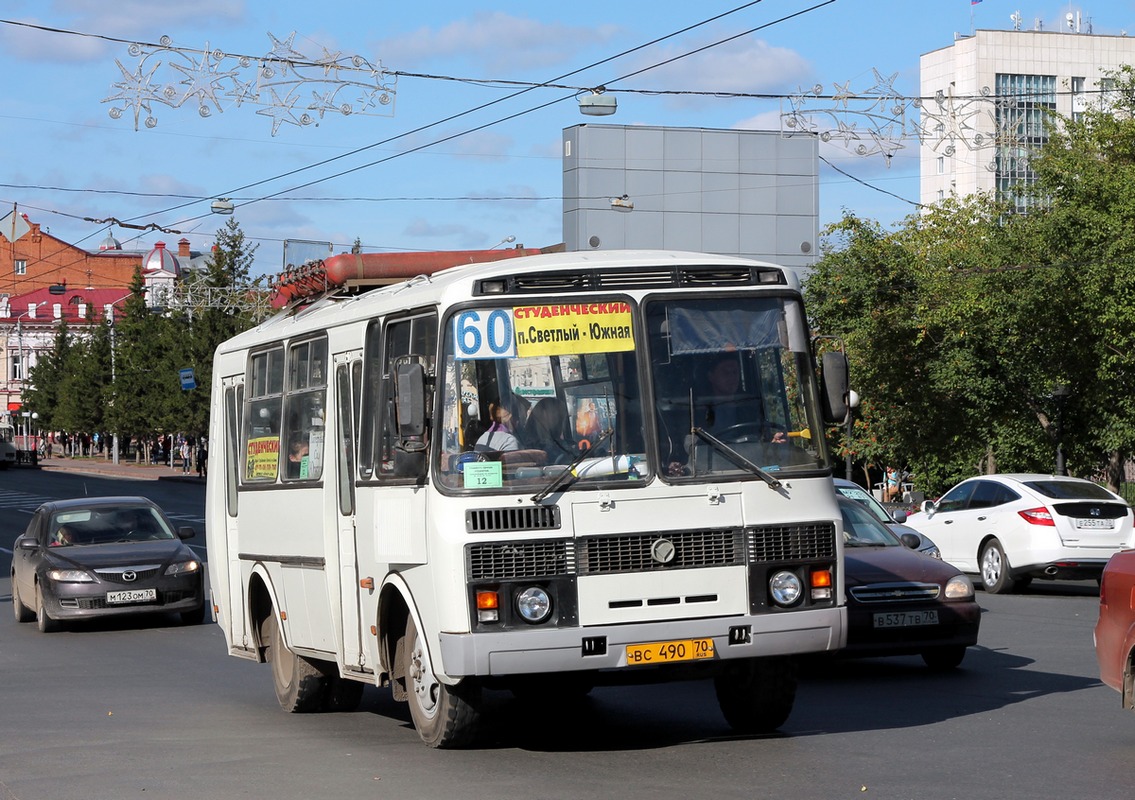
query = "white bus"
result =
(206, 249, 850, 747)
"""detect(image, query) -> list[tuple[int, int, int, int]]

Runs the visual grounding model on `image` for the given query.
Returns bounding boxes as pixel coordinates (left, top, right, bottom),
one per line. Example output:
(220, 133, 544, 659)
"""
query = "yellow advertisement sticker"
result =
(513, 302, 634, 357)
(246, 436, 280, 481)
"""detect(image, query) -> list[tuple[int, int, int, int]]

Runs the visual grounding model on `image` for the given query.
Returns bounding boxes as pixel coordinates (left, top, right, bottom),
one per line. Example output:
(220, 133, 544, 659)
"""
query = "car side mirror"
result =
(921, 499, 936, 517)
(18, 538, 38, 551)
(890, 509, 908, 524)
(900, 532, 921, 550)
(177, 526, 196, 540)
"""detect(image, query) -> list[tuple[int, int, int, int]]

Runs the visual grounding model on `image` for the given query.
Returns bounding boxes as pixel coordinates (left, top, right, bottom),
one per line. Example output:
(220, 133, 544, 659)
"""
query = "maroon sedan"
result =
(1095, 549, 1135, 709)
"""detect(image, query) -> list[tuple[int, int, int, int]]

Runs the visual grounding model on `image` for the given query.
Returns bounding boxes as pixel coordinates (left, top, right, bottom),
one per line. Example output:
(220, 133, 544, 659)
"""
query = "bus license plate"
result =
(626, 638, 715, 665)
(873, 610, 938, 628)
(106, 588, 157, 605)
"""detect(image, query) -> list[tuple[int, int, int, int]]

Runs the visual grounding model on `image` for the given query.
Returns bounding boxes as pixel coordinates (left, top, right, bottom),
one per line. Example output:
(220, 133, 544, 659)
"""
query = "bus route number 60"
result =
(453, 309, 516, 360)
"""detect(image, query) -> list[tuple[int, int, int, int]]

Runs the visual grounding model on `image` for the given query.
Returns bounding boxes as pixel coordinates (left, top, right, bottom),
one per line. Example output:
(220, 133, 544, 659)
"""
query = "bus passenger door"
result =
(220, 378, 251, 654)
(334, 355, 366, 670)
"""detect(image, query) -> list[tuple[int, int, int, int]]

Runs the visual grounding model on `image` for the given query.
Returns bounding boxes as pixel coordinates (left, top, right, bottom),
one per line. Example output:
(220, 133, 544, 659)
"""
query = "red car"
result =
(1095, 549, 1135, 710)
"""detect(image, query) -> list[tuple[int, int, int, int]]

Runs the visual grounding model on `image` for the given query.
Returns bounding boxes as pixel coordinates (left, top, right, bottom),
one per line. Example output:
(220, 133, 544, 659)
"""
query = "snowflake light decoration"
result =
(103, 33, 397, 136)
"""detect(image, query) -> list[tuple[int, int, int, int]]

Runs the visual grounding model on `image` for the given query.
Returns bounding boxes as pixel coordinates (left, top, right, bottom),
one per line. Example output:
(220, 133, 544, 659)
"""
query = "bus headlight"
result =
(516, 587, 552, 623)
(769, 571, 802, 607)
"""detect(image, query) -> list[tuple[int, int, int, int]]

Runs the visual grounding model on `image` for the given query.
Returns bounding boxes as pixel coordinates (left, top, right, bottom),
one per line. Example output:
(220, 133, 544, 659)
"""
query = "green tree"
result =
(24, 319, 72, 433)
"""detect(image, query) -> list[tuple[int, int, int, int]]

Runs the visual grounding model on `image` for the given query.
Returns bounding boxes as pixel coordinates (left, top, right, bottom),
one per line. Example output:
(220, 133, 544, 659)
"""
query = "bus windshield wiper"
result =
(690, 427, 783, 490)
(531, 428, 615, 504)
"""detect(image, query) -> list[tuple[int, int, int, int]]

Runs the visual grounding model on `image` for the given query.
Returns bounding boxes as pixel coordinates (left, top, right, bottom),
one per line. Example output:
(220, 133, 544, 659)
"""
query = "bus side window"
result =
(244, 347, 284, 483)
(370, 312, 437, 481)
(282, 338, 328, 482)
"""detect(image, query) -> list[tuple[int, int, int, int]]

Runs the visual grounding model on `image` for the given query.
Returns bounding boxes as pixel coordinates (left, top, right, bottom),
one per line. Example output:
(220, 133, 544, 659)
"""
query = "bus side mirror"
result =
(820, 351, 850, 424)
(395, 362, 426, 441)
(394, 362, 428, 478)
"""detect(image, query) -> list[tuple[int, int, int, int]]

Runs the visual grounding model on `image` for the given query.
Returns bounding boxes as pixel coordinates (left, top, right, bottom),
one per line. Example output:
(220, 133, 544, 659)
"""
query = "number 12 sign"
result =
(452, 309, 516, 360)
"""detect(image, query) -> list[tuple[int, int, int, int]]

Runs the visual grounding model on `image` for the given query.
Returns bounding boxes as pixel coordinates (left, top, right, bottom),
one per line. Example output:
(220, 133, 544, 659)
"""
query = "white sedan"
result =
(910, 474, 1134, 593)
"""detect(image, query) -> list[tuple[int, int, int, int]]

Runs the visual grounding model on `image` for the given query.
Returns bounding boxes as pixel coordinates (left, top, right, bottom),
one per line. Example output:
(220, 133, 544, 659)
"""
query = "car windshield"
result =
(1025, 480, 1118, 501)
(48, 506, 176, 546)
(839, 499, 901, 547)
(835, 483, 893, 524)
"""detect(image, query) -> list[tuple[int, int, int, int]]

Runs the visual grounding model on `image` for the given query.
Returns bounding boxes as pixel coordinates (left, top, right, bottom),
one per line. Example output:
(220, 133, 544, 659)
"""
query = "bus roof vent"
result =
(476, 264, 784, 296)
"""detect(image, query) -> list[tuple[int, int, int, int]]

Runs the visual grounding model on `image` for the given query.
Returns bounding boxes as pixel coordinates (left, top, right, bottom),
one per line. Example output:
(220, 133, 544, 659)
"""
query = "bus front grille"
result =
(577, 529, 745, 575)
(747, 522, 837, 562)
(467, 540, 575, 580)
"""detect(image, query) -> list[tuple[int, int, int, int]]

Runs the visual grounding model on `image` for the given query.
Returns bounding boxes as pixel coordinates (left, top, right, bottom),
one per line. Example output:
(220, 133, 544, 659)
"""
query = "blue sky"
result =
(0, 1, 1128, 279)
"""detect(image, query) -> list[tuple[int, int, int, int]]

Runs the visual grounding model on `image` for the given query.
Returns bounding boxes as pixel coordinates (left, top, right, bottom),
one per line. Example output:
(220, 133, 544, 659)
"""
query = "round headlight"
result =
(944, 574, 974, 599)
(516, 587, 552, 623)
(769, 570, 803, 606)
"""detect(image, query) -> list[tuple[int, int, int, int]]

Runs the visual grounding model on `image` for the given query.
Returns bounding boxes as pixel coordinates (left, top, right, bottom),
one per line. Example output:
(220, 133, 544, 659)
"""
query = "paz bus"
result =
(205, 248, 850, 747)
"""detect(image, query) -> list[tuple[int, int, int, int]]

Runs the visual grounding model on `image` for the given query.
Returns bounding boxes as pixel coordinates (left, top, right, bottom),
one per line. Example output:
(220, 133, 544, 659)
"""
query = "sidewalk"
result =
(34, 455, 205, 484)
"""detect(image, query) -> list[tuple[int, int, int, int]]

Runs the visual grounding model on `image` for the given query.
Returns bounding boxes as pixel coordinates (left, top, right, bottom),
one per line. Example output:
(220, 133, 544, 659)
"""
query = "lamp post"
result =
(1052, 385, 1070, 476)
(845, 389, 860, 481)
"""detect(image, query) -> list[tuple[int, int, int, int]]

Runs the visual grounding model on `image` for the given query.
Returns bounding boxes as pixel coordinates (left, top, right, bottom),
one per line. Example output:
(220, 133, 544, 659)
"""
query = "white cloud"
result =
(373, 12, 621, 73)
(622, 34, 813, 102)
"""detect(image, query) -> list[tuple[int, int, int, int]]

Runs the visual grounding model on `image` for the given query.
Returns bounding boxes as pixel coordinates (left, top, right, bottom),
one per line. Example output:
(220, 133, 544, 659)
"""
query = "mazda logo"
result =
(122, 570, 137, 582)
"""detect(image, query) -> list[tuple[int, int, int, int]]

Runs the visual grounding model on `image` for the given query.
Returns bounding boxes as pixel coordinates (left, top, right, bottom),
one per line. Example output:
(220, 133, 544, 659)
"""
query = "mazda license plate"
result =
(106, 588, 157, 605)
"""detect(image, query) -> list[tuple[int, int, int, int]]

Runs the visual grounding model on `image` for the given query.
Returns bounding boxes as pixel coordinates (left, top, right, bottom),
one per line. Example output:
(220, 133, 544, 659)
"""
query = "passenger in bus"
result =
(521, 397, 576, 464)
(288, 436, 310, 477)
(474, 398, 521, 452)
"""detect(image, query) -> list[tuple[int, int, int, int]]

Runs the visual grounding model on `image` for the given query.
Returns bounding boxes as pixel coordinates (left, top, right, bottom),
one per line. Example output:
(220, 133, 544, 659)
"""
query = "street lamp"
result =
(846, 389, 860, 481)
(1052, 385, 1071, 476)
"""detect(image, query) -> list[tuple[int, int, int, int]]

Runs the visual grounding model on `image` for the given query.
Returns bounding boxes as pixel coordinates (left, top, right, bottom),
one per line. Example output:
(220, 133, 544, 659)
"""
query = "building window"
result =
(14, 259, 26, 276)
(1071, 76, 1085, 123)
(994, 73, 1056, 214)
(937, 156, 945, 175)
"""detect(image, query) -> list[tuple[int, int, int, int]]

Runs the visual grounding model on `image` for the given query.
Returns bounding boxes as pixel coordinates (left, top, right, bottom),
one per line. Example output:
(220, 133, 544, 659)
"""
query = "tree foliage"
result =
(806, 67, 1135, 495)
(23, 217, 263, 456)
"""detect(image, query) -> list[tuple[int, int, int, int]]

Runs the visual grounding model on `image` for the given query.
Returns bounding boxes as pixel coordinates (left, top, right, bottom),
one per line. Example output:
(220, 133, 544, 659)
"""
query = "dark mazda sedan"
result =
(10, 496, 205, 632)
(838, 496, 981, 669)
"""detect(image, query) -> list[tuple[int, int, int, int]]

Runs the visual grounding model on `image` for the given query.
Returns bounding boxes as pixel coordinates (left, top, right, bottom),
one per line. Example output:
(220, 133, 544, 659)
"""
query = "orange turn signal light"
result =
(476, 590, 500, 611)
(810, 569, 832, 589)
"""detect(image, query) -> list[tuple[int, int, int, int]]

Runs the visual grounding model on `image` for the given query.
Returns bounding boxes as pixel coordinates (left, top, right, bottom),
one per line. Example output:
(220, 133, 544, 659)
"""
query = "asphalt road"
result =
(1, 468, 1133, 800)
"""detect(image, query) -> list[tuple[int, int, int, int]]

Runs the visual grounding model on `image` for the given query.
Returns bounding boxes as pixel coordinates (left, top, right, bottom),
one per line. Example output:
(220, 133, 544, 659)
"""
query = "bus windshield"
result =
(436, 301, 649, 491)
(435, 293, 828, 491)
(646, 294, 828, 478)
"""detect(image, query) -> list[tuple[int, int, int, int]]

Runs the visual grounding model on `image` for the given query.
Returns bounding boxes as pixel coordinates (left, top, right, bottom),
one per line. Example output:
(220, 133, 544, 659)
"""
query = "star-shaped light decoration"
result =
(256, 85, 306, 136)
(168, 44, 239, 116)
(104, 59, 164, 130)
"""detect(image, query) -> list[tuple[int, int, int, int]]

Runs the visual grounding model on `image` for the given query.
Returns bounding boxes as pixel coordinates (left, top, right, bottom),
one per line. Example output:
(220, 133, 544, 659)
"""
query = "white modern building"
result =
(920, 24, 1135, 212)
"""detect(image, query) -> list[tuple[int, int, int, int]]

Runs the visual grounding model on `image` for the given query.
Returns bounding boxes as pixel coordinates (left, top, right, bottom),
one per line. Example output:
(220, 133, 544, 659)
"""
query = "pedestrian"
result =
(196, 438, 208, 478)
(180, 439, 192, 473)
(885, 466, 901, 502)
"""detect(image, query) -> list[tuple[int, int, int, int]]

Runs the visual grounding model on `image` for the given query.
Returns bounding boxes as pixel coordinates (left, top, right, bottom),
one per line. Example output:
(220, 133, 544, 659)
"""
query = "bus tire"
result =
(713, 656, 797, 734)
(400, 613, 481, 748)
(265, 613, 325, 713)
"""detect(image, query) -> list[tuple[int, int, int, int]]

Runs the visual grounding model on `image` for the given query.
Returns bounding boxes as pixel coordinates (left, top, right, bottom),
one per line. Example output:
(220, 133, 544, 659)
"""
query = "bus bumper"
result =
(438, 606, 846, 678)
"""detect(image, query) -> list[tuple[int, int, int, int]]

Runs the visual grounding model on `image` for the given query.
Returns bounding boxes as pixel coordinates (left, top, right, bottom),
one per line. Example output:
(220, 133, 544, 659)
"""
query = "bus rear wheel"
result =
(713, 656, 798, 734)
(265, 612, 325, 713)
(399, 613, 481, 748)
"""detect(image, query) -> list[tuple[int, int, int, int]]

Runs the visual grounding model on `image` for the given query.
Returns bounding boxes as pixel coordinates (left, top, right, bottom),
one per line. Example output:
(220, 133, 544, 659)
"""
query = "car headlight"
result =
(944, 574, 974, 599)
(922, 545, 942, 560)
(769, 570, 803, 607)
(165, 560, 201, 577)
(47, 568, 95, 583)
(516, 586, 552, 623)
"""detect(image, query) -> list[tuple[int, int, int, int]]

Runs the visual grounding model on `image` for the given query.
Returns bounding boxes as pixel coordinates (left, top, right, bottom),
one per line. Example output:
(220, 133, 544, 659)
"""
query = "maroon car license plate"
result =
(106, 588, 157, 605)
(873, 610, 939, 628)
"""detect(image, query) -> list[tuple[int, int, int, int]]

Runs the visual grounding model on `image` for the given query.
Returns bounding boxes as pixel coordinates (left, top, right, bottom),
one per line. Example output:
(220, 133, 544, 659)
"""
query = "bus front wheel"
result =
(713, 655, 798, 734)
(399, 613, 481, 748)
(265, 612, 325, 713)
